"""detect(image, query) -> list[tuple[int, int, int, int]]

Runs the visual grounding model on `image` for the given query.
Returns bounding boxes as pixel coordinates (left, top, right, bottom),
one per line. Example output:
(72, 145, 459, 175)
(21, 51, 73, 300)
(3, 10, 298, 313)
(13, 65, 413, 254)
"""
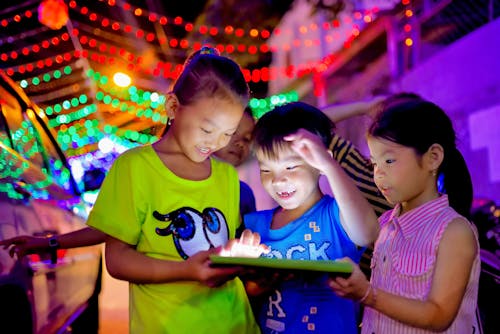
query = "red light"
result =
(209, 27, 218, 36)
(235, 28, 244, 37)
(199, 25, 208, 34)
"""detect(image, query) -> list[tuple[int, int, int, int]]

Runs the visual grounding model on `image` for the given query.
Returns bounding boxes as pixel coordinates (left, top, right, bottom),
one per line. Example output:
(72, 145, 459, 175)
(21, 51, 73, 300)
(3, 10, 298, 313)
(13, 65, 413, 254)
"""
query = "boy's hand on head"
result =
(327, 257, 370, 301)
(284, 129, 333, 173)
(219, 229, 270, 258)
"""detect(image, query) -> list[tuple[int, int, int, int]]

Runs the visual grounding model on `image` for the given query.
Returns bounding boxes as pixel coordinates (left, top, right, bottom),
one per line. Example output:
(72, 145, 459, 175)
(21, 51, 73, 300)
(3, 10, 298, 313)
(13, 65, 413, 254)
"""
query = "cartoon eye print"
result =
(153, 207, 229, 259)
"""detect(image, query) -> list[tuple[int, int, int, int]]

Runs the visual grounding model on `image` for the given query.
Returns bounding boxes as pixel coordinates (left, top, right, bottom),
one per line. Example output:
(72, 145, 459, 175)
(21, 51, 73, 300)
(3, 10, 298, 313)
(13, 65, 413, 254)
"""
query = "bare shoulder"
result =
(440, 217, 478, 256)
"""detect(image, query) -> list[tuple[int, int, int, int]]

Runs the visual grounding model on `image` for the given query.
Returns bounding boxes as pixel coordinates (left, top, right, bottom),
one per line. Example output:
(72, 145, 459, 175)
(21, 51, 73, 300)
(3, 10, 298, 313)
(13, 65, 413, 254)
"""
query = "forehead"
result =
(183, 97, 243, 126)
(237, 112, 255, 133)
(367, 136, 413, 158)
(256, 144, 301, 164)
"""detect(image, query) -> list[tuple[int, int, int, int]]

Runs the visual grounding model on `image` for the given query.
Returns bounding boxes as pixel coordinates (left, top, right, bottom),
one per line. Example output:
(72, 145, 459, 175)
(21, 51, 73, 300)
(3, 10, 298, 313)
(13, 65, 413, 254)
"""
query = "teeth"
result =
(199, 147, 210, 154)
(277, 190, 295, 197)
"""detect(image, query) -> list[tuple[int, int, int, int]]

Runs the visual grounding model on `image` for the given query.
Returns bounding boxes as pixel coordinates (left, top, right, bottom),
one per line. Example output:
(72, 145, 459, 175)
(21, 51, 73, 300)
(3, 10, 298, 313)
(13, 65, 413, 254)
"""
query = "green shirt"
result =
(88, 145, 259, 333)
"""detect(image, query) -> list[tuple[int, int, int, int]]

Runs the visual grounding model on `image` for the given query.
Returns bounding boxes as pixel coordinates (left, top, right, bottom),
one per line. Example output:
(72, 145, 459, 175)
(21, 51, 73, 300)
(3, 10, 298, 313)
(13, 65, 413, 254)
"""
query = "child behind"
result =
(329, 99, 481, 333)
(86, 48, 264, 333)
(244, 102, 379, 333)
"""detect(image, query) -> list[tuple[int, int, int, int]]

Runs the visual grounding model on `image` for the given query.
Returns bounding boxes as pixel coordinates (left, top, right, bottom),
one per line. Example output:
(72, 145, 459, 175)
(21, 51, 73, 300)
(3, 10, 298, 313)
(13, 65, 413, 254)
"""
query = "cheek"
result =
(259, 174, 272, 188)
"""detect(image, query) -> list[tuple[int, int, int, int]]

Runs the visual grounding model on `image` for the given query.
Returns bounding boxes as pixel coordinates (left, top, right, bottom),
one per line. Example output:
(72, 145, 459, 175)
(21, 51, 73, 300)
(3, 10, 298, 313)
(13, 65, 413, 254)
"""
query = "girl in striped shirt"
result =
(329, 99, 481, 333)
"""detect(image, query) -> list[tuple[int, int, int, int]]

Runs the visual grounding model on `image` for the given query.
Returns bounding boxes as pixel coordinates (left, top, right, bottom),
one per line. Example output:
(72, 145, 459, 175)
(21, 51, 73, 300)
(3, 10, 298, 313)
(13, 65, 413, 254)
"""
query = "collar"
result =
(388, 195, 449, 239)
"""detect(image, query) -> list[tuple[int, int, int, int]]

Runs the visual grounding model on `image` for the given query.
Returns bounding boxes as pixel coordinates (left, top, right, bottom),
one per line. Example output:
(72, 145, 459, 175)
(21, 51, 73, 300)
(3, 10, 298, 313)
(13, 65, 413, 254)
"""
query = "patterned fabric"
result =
(329, 134, 392, 216)
(245, 196, 363, 334)
(329, 134, 392, 276)
(88, 145, 259, 334)
(362, 195, 481, 334)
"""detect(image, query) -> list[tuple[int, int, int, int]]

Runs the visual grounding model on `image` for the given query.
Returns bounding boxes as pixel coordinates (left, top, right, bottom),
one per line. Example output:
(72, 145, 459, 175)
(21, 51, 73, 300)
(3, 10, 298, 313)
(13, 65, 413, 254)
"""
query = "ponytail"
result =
(440, 147, 473, 219)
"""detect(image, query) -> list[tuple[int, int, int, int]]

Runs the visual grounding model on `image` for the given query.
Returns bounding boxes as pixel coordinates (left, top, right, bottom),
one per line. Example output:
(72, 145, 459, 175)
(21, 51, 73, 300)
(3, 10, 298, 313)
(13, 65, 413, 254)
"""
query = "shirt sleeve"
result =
(87, 152, 145, 245)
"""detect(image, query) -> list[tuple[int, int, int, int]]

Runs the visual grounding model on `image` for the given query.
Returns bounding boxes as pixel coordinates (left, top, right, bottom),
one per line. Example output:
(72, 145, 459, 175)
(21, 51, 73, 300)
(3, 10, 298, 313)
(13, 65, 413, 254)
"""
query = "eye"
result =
(201, 128, 211, 134)
(385, 159, 395, 164)
(260, 168, 270, 174)
(286, 165, 299, 170)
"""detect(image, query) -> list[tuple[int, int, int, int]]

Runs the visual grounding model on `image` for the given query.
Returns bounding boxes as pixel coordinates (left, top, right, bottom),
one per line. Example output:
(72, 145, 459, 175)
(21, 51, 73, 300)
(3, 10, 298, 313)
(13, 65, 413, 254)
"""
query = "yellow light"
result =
(405, 38, 413, 46)
(113, 72, 131, 87)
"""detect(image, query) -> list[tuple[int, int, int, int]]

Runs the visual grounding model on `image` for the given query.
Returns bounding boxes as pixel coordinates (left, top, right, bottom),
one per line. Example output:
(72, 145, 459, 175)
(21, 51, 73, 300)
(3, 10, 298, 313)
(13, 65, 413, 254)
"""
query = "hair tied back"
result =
(200, 46, 220, 56)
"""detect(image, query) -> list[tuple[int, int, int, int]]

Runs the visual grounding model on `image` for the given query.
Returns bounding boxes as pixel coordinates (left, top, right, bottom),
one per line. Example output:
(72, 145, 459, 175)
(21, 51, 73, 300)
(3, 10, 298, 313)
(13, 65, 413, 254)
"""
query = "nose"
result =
(271, 172, 287, 186)
(373, 165, 385, 180)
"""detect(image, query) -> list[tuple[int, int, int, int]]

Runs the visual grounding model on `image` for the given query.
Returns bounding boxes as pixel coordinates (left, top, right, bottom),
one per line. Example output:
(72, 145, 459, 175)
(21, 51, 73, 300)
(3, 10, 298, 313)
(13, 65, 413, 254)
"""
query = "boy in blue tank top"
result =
(243, 102, 379, 334)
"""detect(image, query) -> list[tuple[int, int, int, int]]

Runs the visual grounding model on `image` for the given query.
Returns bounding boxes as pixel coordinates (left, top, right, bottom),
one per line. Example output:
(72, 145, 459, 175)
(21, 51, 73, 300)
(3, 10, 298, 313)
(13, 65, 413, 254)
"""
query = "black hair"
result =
(253, 102, 334, 159)
(172, 48, 249, 108)
(368, 99, 473, 218)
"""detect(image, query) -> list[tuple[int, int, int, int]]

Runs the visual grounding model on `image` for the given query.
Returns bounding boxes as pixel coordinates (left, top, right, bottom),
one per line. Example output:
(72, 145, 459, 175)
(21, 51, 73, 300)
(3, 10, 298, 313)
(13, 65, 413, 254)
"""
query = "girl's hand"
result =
(327, 257, 371, 302)
(0, 235, 50, 258)
(186, 248, 242, 287)
(219, 229, 269, 258)
(284, 129, 333, 174)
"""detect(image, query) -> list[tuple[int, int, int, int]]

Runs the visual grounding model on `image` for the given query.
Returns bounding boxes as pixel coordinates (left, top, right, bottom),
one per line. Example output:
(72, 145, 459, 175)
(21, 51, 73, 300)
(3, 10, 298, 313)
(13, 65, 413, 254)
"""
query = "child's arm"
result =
(0, 227, 105, 257)
(104, 235, 241, 286)
(330, 217, 477, 330)
(105, 229, 267, 286)
(322, 95, 386, 123)
(285, 130, 379, 246)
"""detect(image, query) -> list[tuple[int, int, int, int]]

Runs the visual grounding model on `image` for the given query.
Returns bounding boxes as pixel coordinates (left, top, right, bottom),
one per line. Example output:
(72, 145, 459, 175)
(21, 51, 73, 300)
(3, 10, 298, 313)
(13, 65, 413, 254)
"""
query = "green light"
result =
(103, 125, 113, 134)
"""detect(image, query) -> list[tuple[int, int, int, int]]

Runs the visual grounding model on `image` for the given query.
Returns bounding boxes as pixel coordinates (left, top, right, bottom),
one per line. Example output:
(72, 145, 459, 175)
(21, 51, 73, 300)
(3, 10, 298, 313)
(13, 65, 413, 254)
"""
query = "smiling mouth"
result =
(198, 147, 212, 155)
(276, 190, 296, 199)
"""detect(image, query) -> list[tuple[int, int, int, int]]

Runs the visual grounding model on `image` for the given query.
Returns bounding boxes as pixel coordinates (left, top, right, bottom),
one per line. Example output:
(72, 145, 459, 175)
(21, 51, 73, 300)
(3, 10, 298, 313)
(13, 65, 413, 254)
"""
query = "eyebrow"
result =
(370, 148, 396, 160)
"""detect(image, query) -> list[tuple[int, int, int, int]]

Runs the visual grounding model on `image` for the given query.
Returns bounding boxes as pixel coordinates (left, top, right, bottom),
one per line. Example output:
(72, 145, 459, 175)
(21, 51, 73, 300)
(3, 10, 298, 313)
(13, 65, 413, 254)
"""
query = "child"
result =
(214, 107, 257, 216)
(0, 107, 258, 257)
(86, 48, 266, 333)
(243, 102, 379, 333)
(329, 99, 481, 333)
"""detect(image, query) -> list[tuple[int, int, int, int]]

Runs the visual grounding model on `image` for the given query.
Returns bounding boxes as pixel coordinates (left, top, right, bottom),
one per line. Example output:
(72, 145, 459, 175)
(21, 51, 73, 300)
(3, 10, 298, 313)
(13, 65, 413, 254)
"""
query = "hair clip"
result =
(200, 46, 220, 56)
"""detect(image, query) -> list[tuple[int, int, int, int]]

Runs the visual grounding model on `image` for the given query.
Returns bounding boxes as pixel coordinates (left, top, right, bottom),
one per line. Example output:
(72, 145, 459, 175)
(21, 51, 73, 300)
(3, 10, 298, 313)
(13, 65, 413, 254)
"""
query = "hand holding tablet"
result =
(210, 255, 353, 278)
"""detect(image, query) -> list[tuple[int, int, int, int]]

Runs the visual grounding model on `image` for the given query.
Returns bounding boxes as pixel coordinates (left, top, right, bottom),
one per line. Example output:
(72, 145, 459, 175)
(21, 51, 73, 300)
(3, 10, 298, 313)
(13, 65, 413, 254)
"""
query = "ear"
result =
(425, 143, 444, 173)
(165, 92, 180, 120)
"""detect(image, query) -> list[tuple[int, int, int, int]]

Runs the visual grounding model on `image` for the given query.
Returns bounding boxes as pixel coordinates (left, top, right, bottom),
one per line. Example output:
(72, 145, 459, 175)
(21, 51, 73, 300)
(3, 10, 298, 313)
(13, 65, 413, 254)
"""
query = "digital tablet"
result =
(209, 255, 352, 276)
